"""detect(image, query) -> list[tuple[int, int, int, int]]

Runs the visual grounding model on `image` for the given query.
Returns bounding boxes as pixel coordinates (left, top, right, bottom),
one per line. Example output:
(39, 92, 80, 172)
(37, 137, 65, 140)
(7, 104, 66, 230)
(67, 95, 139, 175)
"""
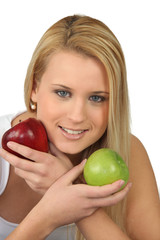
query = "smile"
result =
(59, 126, 88, 140)
(60, 126, 86, 135)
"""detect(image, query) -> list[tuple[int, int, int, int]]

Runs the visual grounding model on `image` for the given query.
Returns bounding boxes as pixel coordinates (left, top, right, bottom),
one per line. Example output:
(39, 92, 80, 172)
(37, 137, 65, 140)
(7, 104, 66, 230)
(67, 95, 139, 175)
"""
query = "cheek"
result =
(36, 92, 55, 120)
(36, 93, 66, 127)
(90, 105, 109, 140)
(94, 105, 109, 128)
(36, 97, 48, 117)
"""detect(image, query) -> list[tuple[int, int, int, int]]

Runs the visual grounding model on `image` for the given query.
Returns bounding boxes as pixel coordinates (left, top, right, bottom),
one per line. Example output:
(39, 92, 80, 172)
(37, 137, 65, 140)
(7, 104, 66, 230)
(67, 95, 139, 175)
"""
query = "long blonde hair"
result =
(24, 15, 130, 237)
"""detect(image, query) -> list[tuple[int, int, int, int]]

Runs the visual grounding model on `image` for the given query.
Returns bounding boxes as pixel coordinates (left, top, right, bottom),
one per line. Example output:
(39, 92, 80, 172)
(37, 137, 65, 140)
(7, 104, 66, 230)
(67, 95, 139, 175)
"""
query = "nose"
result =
(67, 99, 87, 123)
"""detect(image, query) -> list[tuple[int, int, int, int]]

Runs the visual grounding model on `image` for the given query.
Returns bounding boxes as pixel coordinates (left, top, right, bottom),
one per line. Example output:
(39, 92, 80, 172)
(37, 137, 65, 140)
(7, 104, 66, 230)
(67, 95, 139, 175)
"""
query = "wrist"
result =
(28, 201, 57, 238)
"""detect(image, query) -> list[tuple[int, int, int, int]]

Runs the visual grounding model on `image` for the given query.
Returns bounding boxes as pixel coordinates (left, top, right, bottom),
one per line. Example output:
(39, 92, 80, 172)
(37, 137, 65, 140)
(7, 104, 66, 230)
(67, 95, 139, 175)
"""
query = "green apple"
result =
(83, 148, 129, 188)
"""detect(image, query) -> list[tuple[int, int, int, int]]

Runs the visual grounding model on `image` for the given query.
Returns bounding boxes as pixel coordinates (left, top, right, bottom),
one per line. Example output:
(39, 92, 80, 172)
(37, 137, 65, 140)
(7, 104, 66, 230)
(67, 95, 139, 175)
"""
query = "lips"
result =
(59, 126, 88, 139)
(61, 126, 85, 135)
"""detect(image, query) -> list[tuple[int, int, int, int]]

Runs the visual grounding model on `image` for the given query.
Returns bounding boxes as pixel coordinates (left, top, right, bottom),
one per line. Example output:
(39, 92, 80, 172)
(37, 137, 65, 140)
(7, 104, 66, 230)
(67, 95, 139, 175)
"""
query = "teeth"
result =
(62, 127, 84, 135)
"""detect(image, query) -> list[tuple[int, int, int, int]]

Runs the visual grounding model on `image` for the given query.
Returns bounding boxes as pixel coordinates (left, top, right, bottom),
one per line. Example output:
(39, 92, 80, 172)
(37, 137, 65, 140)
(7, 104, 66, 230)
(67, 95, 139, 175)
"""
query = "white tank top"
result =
(0, 113, 76, 240)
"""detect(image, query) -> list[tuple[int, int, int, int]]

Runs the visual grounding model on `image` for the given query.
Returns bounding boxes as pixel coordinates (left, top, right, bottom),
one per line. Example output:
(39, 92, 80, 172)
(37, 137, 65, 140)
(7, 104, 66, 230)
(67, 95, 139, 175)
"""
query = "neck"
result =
(66, 152, 84, 166)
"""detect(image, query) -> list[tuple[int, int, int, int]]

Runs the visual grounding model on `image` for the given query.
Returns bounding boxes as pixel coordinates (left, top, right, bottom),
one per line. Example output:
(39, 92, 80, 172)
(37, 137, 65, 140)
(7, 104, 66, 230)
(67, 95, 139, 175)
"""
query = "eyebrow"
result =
(52, 84, 72, 90)
(52, 84, 109, 95)
(92, 91, 109, 95)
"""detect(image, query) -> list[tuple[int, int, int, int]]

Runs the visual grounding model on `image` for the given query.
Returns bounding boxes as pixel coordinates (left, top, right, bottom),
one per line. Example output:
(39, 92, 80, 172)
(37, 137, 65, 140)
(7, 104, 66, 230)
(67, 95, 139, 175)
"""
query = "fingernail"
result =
(7, 141, 13, 148)
(128, 182, 132, 188)
(82, 159, 87, 166)
(7, 141, 17, 149)
(119, 180, 125, 186)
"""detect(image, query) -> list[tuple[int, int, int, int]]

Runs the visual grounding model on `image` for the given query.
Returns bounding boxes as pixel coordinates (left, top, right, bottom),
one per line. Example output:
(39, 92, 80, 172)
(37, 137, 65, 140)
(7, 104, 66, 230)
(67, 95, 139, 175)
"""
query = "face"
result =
(31, 51, 109, 158)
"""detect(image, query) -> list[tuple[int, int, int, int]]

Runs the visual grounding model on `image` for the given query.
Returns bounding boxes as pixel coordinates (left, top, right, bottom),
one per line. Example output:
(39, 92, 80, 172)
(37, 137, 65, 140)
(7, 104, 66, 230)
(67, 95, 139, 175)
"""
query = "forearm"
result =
(5, 203, 56, 240)
(76, 208, 131, 240)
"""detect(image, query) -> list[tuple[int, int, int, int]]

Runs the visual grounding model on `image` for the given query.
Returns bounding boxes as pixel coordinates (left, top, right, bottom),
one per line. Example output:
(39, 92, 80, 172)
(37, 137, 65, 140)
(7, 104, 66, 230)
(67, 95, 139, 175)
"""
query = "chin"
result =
(56, 143, 84, 155)
(61, 148, 80, 155)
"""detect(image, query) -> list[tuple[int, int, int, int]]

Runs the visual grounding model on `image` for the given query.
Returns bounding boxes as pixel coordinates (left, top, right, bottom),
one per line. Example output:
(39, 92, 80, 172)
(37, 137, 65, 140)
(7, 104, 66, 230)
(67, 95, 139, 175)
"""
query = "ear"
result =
(30, 80, 38, 102)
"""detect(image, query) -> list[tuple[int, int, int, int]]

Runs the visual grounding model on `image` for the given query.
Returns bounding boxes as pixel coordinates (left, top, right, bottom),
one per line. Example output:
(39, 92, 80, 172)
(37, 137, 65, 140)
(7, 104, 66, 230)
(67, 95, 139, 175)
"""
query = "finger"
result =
(91, 182, 132, 207)
(6, 141, 47, 163)
(14, 167, 36, 181)
(83, 180, 126, 198)
(0, 147, 37, 172)
(25, 180, 45, 195)
(63, 159, 87, 184)
(14, 166, 46, 191)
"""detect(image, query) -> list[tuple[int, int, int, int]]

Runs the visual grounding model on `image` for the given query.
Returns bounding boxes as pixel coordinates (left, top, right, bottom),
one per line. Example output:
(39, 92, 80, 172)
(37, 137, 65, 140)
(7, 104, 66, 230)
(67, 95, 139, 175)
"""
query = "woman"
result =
(0, 15, 160, 240)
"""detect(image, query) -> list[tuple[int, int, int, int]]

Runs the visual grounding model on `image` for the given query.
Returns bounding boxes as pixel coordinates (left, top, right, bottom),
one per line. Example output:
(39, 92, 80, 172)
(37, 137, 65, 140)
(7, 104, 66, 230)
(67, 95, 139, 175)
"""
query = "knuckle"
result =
(85, 207, 95, 217)
(98, 197, 116, 207)
(35, 177, 41, 185)
(14, 156, 25, 168)
(27, 181, 43, 193)
(84, 199, 94, 209)
(38, 166, 49, 177)
(32, 177, 47, 191)
(83, 186, 90, 196)
(104, 182, 122, 196)
(110, 182, 121, 191)
(40, 152, 51, 162)
(17, 160, 28, 170)
(26, 148, 34, 159)
(109, 192, 125, 205)
(12, 158, 19, 168)
(109, 197, 119, 206)
(40, 170, 47, 178)
(14, 167, 19, 175)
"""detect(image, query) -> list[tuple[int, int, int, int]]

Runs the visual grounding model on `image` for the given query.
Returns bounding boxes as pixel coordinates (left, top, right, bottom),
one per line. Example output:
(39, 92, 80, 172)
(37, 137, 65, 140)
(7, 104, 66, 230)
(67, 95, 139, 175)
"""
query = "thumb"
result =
(65, 159, 87, 185)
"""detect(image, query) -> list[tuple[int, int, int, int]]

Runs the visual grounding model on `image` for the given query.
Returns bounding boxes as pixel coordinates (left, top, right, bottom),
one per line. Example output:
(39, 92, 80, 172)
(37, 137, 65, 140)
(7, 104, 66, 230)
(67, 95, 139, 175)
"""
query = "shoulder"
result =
(129, 134, 152, 170)
(129, 134, 158, 194)
(129, 134, 156, 186)
(126, 134, 160, 239)
(130, 134, 148, 157)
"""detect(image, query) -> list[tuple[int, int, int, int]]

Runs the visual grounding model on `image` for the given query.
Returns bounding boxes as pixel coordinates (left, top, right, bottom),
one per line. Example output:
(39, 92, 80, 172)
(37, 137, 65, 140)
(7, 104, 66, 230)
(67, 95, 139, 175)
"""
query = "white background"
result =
(0, 0, 159, 192)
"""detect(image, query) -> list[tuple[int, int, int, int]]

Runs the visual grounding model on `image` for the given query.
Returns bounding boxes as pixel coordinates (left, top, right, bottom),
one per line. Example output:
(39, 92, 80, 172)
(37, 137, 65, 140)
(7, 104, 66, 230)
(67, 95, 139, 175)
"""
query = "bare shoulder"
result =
(129, 134, 158, 186)
(130, 134, 149, 157)
(126, 134, 160, 239)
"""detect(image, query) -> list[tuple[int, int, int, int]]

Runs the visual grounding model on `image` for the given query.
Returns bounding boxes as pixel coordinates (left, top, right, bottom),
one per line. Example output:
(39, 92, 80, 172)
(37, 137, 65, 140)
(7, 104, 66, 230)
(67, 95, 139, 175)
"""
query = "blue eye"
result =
(56, 90, 70, 98)
(89, 95, 105, 102)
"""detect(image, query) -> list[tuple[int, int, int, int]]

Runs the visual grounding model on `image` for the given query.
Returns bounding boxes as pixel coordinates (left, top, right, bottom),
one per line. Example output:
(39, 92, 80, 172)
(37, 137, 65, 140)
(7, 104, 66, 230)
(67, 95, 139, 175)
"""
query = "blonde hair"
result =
(24, 15, 130, 238)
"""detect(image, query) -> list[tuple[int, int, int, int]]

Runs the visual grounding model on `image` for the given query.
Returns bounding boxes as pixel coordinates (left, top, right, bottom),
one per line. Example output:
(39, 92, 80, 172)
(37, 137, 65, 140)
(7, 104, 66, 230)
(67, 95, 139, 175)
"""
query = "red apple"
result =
(1, 118, 49, 158)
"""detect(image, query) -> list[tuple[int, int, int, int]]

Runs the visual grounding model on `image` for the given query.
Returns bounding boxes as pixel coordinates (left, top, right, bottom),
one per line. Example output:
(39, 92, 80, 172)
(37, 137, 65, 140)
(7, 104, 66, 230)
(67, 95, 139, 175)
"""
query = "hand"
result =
(0, 141, 73, 194)
(38, 160, 132, 229)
